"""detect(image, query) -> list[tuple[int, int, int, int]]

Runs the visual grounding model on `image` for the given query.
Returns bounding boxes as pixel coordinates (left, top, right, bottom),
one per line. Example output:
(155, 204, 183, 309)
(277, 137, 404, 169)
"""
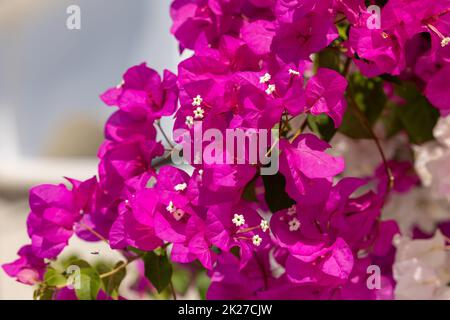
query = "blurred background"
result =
(0, 0, 180, 299)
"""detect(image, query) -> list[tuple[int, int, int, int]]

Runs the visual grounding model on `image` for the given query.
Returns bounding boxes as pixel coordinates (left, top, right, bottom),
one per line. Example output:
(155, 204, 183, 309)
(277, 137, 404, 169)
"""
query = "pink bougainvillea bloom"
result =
(207, 201, 271, 267)
(425, 64, 450, 115)
(285, 238, 354, 286)
(153, 166, 197, 243)
(375, 160, 419, 196)
(279, 134, 345, 204)
(347, 26, 404, 77)
(305, 68, 348, 127)
(334, 0, 366, 24)
(105, 110, 157, 143)
(207, 250, 272, 299)
(2, 245, 47, 285)
(98, 140, 164, 197)
(100, 63, 178, 118)
(197, 163, 257, 205)
(272, 12, 338, 64)
(274, 0, 333, 23)
(170, 0, 243, 50)
(241, 20, 276, 55)
(26, 183, 80, 259)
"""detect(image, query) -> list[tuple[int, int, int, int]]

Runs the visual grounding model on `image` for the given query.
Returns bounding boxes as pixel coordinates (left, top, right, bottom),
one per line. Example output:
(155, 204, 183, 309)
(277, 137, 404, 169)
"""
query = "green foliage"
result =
(242, 175, 258, 202)
(68, 259, 101, 300)
(172, 267, 191, 295)
(196, 271, 211, 300)
(307, 114, 337, 142)
(392, 82, 439, 144)
(339, 73, 386, 139)
(97, 261, 127, 299)
(143, 251, 173, 293)
(44, 268, 67, 287)
(317, 48, 342, 72)
(262, 172, 295, 212)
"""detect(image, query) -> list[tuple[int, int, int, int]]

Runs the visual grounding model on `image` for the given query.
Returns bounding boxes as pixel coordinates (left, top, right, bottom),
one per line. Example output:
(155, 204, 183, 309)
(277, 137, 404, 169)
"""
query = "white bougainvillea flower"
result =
(393, 231, 450, 300)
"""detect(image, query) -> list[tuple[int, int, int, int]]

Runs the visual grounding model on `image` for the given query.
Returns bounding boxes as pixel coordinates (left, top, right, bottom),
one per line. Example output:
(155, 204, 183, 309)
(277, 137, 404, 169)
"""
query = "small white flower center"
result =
(252, 234, 262, 246)
(166, 201, 175, 213)
(232, 214, 246, 227)
(259, 72, 271, 84)
(265, 84, 276, 95)
(288, 217, 301, 232)
(192, 94, 203, 106)
(193, 106, 205, 119)
(288, 69, 300, 76)
(174, 183, 187, 192)
(260, 219, 269, 232)
(185, 116, 194, 128)
(441, 37, 450, 47)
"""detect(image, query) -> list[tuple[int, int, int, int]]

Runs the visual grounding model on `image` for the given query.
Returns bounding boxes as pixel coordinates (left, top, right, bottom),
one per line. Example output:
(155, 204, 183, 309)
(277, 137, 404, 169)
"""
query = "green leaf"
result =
(143, 251, 173, 293)
(40, 287, 56, 300)
(242, 176, 258, 202)
(34, 285, 56, 300)
(196, 271, 211, 300)
(100, 262, 127, 298)
(172, 267, 191, 295)
(262, 172, 295, 212)
(127, 246, 146, 256)
(67, 259, 101, 300)
(317, 48, 342, 72)
(44, 268, 67, 287)
(307, 114, 337, 142)
(339, 73, 386, 139)
(382, 103, 403, 138)
(393, 82, 439, 144)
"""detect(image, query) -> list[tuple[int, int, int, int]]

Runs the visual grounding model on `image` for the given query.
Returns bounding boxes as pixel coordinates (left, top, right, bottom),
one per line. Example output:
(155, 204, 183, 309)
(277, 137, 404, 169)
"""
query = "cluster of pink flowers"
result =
(3, 0, 450, 300)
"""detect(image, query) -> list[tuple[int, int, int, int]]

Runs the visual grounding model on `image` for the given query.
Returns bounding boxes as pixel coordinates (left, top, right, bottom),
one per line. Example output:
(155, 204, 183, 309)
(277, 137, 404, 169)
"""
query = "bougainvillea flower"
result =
(2, 245, 47, 285)
(105, 110, 157, 143)
(375, 160, 419, 197)
(207, 250, 273, 299)
(197, 163, 257, 205)
(153, 166, 197, 243)
(26, 184, 79, 259)
(171, 213, 217, 269)
(100, 63, 178, 118)
(110, 193, 160, 250)
(207, 201, 271, 267)
(347, 26, 404, 77)
(279, 134, 345, 204)
(98, 140, 164, 197)
(305, 68, 348, 127)
(285, 238, 354, 286)
(170, 0, 243, 50)
(425, 64, 450, 115)
(274, 0, 333, 24)
(272, 12, 338, 64)
(241, 20, 276, 55)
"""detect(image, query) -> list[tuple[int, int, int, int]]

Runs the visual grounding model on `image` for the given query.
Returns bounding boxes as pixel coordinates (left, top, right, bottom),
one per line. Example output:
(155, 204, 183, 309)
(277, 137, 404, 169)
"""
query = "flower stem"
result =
(347, 90, 394, 195)
(156, 120, 174, 148)
(79, 222, 109, 244)
(99, 254, 142, 279)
